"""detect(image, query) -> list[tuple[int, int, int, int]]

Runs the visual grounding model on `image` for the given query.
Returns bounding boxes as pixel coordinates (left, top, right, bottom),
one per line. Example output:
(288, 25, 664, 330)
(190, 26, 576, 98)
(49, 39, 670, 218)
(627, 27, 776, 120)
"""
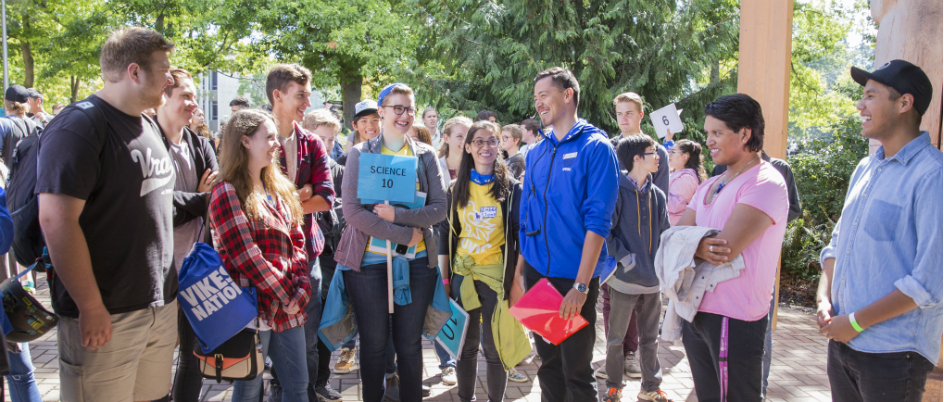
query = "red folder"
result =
(509, 278, 589, 345)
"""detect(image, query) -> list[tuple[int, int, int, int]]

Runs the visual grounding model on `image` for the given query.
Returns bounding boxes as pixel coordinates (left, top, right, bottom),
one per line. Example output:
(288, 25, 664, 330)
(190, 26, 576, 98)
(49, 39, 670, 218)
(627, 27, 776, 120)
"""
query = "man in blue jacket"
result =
(510, 67, 620, 401)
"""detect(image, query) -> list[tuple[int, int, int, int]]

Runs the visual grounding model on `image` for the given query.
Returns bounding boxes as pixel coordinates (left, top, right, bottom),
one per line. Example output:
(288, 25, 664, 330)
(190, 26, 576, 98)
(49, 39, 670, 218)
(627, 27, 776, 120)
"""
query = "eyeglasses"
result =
(383, 105, 417, 116)
(642, 152, 658, 157)
(668, 150, 682, 154)
(471, 138, 499, 148)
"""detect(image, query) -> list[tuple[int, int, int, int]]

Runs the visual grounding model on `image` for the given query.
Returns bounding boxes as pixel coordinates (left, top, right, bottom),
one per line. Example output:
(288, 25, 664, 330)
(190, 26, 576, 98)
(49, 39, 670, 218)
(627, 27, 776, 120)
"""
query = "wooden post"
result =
(738, 0, 794, 329)
(737, 0, 793, 161)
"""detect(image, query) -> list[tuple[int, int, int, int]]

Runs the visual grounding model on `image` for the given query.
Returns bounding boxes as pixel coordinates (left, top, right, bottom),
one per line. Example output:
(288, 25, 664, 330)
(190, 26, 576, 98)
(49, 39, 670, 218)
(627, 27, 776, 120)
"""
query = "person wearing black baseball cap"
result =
(817, 59, 942, 402)
(1, 85, 40, 170)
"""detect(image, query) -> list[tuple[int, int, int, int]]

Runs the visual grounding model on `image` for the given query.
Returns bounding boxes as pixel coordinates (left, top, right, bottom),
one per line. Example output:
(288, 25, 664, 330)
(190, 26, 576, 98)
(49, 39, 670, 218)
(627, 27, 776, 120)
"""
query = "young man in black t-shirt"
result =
(36, 27, 179, 402)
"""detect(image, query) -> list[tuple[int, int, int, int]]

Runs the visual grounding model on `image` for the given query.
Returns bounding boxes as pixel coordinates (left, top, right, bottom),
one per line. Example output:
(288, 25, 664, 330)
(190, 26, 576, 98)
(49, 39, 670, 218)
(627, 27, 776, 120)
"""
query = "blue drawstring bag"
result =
(179, 243, 258, 353)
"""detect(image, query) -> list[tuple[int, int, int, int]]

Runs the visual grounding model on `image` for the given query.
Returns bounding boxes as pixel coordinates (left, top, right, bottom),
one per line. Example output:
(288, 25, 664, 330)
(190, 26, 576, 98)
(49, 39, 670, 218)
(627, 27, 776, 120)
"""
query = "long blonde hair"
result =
(218, 110, 303, 224)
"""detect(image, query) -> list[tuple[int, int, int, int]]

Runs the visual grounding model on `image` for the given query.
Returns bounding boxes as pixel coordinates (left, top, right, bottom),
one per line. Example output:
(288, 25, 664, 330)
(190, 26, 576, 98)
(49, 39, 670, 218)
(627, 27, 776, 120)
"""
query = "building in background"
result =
(197, 70, 330, 135)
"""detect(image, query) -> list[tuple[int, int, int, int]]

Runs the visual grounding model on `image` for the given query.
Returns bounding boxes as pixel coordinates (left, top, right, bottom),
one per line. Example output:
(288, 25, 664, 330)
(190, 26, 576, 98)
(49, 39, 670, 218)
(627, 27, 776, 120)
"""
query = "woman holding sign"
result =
(334, 83, 448, 402)
(207, 110, 311, 402)
(439, 121, 531, 402)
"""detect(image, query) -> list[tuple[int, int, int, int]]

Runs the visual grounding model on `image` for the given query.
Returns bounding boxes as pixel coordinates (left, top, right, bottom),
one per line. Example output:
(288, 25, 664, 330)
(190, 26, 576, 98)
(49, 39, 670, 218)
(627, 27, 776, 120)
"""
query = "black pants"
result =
(681, 311, 767, 402)
(827, 340, 934, 402)
(173, 308, 203, 402)
(524, 262, 599, 402)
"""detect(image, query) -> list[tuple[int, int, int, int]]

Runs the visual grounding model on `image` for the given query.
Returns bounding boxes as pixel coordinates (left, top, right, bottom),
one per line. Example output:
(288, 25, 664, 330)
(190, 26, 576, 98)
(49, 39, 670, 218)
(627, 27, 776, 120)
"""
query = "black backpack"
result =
(6, 98, 108, 267)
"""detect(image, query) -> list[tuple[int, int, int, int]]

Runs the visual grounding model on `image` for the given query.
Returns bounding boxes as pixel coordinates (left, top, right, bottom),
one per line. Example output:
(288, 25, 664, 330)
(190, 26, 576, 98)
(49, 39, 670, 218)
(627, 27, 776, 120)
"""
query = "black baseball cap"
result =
(851, 59, 932, 115)
(4, 85, 29, 104)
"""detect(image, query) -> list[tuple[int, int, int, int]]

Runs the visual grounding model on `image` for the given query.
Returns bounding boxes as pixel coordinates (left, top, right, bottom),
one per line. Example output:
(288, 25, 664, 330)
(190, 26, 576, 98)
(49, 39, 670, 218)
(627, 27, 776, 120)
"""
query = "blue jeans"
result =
(344, 258, 438, 402)
(304, 259, 324, 401)
(5, 343, 41, 402)
(231, 326, 309, 402)
(434, 342, 456, 370)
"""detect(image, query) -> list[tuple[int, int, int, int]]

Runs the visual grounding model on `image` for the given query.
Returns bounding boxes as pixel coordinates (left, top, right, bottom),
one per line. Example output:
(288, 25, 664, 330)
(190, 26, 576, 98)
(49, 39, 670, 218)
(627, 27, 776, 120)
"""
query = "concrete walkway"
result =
(12, 280, 833, 402)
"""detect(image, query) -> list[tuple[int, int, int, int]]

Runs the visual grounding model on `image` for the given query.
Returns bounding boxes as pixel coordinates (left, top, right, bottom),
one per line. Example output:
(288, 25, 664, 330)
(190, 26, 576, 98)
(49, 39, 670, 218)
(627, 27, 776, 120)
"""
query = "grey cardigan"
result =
(334, 134, 448, 270)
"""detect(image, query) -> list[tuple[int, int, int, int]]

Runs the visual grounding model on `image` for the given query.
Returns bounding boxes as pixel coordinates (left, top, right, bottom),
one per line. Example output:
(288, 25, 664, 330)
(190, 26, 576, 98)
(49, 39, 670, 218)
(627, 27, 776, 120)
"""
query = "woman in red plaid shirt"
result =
(207, 110, 312, 402)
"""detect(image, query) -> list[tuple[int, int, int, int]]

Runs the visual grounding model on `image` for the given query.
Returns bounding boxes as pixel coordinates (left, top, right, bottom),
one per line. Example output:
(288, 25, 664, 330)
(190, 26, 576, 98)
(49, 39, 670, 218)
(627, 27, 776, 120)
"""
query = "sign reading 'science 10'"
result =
(357, 153, 418, 203)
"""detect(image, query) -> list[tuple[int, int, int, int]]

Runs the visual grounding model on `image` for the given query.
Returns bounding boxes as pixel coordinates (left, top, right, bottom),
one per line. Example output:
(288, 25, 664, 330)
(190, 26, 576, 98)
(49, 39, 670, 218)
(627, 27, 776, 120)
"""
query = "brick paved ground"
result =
(12, 279, 833, 402)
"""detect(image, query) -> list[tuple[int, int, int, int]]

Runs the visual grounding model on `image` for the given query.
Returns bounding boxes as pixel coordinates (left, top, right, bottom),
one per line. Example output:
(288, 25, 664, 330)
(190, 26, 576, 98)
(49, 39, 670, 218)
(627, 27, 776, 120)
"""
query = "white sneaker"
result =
(441, 366, 457, 386)
(624, 353, 642, 378)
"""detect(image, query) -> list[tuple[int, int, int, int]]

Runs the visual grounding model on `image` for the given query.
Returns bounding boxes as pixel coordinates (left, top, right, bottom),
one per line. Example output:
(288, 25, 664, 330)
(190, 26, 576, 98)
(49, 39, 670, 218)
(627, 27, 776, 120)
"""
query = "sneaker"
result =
(624, 353, 642, 378)
(383, 375, 400, 402)
(269, 380, 282, 402)
(441, 366, 457, 386)
(507, 367, 528, 383)
(422, 384, 431, 397)
(603, 387, 622, 402)
(593, 365, 608, 379)
(316, 384, 343, 402)
(637, 389, 670, 402)
(334, 347, 357, 373)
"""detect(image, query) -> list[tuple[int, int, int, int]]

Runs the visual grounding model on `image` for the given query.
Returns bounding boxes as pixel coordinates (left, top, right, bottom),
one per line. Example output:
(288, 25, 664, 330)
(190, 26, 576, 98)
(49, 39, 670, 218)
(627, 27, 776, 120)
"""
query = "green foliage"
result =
(781, 116, 868, 279)
(404, 0, 740, 140)
(788, 0, 874, 140)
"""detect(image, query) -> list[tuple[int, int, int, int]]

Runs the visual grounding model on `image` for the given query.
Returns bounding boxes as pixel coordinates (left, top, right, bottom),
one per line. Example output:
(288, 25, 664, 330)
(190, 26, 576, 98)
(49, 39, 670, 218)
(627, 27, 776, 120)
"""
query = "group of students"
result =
(4, 24, 938, 402)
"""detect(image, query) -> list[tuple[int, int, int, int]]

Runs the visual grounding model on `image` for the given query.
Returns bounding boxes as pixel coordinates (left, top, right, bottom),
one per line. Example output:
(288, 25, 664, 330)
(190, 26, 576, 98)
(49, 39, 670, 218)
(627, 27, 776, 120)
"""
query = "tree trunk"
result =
(710, 60, 720, 84)
(21, 20, 33, 88)
(70, 76, 80, 103)
(340, 73, 362, 133)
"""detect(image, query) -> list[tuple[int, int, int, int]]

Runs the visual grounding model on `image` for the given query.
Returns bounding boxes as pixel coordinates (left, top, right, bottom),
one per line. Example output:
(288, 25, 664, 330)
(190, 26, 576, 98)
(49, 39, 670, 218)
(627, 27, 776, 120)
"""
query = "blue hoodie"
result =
(519, 119, 619, 280)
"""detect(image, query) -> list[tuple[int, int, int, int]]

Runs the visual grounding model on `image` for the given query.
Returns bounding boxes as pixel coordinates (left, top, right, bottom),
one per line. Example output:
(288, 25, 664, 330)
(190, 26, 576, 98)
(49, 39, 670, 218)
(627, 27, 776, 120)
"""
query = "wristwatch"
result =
(573, 282, 588, 294)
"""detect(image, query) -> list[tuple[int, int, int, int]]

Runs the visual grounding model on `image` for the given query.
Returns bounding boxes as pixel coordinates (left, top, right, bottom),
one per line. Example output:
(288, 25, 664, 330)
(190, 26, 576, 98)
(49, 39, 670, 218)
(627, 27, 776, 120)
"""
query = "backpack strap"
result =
(73, 98, 110, 148)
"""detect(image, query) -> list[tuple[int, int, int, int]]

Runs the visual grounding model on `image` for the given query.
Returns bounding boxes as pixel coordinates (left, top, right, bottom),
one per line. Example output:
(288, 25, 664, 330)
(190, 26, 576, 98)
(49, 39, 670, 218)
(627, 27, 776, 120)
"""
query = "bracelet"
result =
(442, 278, 450, 285)
(849, 312, 864, 333)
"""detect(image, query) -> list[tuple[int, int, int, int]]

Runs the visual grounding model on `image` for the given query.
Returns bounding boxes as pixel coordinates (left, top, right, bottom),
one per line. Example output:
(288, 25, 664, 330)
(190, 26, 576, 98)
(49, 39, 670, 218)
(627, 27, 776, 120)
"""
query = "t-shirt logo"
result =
(131, 147, 175, 197)
(481, 206, 497, 219)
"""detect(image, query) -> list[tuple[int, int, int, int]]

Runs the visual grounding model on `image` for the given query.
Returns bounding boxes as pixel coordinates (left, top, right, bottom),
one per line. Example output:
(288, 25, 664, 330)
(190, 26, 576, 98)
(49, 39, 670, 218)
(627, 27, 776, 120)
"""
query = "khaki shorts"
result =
(58, 300, 178, 402)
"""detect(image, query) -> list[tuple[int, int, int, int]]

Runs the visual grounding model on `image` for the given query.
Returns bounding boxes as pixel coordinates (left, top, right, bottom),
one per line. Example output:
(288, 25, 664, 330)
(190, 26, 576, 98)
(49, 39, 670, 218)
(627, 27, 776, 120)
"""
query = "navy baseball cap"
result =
(376, 83, 409, 108)
(4, 85, 29, 104)
(851, 60, 932, 115)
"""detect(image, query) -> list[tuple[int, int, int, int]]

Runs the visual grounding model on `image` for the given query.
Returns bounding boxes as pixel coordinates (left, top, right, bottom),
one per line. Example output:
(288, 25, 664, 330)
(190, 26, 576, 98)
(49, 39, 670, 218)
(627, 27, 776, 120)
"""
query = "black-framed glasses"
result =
(471, 138, 499, 148)
(383, 105, 417, 116)
(642, 152, 658, 157)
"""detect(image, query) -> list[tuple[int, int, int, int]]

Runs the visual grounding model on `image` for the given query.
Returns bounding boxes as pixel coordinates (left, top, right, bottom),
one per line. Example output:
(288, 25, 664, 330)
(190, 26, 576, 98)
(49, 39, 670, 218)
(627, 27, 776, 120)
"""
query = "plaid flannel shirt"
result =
(208, 182, 311, 332)
(279, 123, 335, 261)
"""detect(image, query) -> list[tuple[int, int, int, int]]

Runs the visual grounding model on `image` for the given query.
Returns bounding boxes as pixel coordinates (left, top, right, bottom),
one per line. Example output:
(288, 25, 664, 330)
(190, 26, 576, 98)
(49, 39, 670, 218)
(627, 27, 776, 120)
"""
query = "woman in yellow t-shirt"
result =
(439, 121, 531, 402)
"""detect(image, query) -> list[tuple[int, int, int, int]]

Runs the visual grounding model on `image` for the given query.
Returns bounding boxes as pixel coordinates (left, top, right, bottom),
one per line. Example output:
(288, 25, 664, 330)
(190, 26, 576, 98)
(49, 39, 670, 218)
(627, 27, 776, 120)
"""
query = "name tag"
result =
(563, 152, 578, 160)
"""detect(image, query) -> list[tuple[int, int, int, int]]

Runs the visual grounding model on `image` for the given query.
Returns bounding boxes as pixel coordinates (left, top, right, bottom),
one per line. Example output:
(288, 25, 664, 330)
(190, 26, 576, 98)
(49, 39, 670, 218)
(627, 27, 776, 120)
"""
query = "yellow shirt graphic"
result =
(367, 143, 425, 254)
(456, 182, 504, 265)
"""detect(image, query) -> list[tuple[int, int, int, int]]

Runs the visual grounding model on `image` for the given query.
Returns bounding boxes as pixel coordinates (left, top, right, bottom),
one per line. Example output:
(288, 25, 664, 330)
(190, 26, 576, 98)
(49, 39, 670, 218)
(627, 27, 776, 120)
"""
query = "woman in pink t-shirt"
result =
(667, 139, 706, 225)
(675, 95, 788, 402)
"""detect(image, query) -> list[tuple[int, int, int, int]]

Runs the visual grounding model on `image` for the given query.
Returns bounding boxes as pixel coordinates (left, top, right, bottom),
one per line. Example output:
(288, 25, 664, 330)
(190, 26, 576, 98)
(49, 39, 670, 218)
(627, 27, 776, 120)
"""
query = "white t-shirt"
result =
(279, 133, 298, 183)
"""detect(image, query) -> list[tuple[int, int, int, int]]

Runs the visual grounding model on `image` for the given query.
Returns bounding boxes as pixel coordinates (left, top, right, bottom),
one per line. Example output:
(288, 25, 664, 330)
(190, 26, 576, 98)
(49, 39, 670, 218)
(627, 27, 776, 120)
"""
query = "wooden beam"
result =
(737, 0, 794, 160)
(738, 0, 794, 330)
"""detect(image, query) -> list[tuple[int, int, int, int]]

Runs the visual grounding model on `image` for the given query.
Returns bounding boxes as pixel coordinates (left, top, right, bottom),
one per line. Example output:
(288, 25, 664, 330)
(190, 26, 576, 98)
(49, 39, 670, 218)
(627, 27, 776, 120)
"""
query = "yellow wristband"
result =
(849, 312, 864, 333)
